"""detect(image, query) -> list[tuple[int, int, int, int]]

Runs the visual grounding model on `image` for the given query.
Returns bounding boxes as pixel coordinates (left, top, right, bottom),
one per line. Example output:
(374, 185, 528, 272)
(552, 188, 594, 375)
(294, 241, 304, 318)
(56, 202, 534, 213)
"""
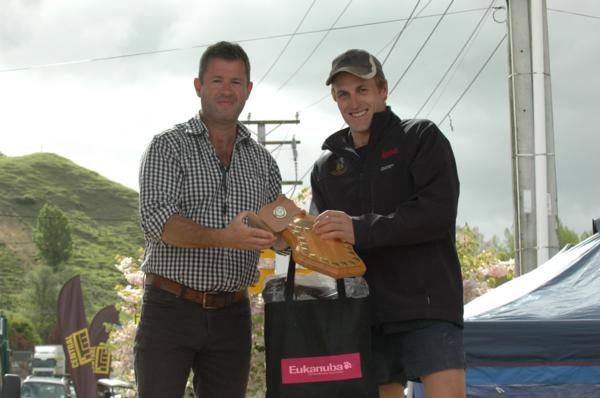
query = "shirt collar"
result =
(187, 112, 251, 143)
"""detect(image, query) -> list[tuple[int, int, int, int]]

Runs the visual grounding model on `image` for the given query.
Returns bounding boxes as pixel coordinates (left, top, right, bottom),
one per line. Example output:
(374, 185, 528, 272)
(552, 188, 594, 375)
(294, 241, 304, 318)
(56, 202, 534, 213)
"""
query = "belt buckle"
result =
(202, 292, 219, 310)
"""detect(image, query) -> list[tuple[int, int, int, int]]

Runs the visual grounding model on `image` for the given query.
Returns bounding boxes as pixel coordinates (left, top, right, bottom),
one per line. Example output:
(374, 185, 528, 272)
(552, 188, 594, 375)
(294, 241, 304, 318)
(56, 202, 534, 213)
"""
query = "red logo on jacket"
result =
(381, 147, 399, 159)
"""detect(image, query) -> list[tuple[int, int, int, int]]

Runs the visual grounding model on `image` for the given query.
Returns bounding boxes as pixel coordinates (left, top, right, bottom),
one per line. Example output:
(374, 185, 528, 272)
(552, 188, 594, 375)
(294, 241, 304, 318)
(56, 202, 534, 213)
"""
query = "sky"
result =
(1, 0, 599, 240)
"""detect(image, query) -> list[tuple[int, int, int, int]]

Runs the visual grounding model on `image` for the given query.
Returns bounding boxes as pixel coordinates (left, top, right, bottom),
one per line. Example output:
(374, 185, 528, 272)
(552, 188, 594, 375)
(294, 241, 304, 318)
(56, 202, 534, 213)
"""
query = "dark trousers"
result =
(134, 285, 252, 398)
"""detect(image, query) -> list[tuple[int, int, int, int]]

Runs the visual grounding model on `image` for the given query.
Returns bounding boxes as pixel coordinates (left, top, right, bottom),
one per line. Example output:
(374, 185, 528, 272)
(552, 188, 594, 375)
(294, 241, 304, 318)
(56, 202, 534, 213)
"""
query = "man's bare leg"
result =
(421, 368, 465, 398)
(379, 383, 405, 398)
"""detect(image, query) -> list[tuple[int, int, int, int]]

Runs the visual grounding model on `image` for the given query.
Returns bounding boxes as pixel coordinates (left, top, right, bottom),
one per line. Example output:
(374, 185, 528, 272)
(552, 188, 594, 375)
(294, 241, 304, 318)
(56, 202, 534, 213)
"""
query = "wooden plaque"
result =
(248, 195, 366, 279)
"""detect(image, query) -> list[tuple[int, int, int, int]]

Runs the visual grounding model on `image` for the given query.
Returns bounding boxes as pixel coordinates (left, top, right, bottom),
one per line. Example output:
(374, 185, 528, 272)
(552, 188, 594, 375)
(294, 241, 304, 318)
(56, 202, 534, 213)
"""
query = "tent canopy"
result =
(465, 233, 600, 322)
(463, 232, 600, 396)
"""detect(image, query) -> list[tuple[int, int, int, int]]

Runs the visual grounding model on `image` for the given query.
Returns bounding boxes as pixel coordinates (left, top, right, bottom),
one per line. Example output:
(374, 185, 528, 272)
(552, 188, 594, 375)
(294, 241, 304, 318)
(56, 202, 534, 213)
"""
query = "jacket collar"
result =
(368, 106, 394, 145)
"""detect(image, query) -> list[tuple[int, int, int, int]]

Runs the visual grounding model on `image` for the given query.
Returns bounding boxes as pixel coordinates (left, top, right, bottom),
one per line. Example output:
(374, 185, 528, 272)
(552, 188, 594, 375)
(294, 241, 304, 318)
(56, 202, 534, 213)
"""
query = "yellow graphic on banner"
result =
(249, 249, 276, 294)
(248, 249, 313, 294)
(65, 328, 93, 369)
(93, 343, 111, 375)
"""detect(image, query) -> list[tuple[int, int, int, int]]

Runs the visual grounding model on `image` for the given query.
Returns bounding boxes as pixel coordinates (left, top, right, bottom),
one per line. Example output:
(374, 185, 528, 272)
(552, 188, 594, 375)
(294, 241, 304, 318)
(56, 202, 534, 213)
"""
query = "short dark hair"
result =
(198, 41, 251, 83)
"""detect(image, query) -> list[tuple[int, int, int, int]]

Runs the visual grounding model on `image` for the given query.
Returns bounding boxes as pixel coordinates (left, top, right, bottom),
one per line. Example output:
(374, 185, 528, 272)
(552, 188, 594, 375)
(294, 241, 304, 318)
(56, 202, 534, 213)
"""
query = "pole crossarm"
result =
(243, 118, 303, 186)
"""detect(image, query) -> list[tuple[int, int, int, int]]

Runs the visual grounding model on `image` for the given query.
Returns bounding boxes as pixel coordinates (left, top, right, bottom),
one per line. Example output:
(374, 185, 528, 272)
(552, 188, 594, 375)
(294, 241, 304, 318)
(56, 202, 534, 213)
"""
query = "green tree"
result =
(500, 227, 516, 260)
(456, 224, 496, 277)
(500, 222, 591, 255)
(456, 224, 514, 303)
(580, 229, 594, 241)
(33, 203, 72, 269)
(21, 266, 60, 341)
(559, 220, 581, 249)
(6, 313, 41, 351)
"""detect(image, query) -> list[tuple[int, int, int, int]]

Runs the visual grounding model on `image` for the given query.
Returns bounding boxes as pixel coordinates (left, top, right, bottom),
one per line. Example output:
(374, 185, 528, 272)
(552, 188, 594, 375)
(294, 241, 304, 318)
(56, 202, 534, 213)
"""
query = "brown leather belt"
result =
(145, 273, 247, 310)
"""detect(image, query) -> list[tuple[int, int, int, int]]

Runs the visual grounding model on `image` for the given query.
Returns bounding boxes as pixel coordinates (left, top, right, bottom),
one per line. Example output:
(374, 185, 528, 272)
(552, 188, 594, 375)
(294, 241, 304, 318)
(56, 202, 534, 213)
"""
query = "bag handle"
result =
(284, 256, 346, 302)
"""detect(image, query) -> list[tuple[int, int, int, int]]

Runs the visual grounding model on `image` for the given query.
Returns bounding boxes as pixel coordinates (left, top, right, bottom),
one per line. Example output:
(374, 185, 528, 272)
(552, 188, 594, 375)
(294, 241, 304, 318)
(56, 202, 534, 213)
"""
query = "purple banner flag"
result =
(57, 275, 97, 398)
(89, 305, 119, 380)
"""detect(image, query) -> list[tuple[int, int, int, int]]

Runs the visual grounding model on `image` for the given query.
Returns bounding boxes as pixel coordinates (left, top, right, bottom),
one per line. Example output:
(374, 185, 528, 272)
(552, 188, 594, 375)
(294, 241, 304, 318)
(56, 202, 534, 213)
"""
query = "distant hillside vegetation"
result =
(0, 152, 143, 316)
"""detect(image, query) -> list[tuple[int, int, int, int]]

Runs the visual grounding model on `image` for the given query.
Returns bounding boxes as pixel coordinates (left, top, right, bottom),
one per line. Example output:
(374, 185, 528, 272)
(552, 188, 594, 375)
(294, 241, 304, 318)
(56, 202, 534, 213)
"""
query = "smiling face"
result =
(331, 72, 388, 146)
(194, 57, 252, 127)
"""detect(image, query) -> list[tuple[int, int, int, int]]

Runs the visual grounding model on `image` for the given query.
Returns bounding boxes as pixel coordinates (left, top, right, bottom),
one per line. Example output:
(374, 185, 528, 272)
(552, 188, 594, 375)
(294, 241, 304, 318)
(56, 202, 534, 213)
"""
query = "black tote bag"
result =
(264, 257, 375, 398)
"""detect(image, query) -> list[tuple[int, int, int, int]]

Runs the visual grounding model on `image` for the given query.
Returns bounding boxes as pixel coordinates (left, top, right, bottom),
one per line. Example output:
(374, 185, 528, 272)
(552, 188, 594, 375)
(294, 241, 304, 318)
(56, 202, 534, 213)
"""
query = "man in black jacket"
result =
(310, 49, 465, 397)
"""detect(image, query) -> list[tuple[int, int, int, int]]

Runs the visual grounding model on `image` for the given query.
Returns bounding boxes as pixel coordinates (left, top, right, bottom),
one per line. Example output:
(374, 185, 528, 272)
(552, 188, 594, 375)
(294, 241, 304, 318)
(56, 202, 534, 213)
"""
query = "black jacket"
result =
(310, 107, 463, 327)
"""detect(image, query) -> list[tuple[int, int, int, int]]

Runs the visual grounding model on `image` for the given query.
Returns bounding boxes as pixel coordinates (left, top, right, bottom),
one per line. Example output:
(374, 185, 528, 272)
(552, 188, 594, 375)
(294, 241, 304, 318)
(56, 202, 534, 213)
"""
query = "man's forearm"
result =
(161, 214, 229, 248)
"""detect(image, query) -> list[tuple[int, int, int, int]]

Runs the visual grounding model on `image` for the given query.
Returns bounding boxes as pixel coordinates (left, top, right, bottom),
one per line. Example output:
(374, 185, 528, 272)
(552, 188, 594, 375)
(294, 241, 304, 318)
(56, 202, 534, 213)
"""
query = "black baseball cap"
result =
(325, 49, 385, 86)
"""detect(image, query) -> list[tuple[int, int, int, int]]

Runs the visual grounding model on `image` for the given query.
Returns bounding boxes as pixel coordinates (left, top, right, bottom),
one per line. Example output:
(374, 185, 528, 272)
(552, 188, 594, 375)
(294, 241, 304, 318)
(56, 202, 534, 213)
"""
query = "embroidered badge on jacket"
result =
(330, 157, 347, 176)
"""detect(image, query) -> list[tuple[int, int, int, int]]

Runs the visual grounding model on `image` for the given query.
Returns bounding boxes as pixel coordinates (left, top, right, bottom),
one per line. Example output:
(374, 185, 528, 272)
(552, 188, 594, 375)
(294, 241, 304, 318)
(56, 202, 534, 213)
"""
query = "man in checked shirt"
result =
(136, 41, 283, 398)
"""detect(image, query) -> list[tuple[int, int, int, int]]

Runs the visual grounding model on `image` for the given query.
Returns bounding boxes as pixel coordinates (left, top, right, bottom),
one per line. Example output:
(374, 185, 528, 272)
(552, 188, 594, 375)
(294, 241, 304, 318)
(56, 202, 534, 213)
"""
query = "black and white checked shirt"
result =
(139, 114, 282, 292)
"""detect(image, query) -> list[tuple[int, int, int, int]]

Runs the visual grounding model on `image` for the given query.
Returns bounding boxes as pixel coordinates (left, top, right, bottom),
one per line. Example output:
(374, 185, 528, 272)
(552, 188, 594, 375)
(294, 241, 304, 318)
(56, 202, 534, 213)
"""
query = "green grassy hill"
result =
(0, 152, 144, 318)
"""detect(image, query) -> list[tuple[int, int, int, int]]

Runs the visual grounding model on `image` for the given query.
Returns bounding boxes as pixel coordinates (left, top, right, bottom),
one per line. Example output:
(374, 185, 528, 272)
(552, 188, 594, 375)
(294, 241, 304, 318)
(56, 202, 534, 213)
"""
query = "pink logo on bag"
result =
(281, 352, 362, 384)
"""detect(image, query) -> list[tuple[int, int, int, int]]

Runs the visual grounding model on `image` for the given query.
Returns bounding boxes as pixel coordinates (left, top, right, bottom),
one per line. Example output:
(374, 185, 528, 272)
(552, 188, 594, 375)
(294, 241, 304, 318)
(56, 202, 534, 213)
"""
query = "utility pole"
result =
(243, 115, 302, 186)
(506, 0, 559, 275)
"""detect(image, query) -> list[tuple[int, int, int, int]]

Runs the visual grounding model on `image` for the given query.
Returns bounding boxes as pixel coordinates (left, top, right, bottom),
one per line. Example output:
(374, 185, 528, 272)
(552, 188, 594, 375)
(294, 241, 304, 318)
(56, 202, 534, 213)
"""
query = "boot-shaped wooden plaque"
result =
(247, 195, 366, 279)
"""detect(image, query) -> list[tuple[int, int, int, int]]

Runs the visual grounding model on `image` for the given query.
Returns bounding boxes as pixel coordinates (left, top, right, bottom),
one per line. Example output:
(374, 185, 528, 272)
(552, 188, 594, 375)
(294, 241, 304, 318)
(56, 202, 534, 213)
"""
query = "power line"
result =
(294, 4, 501, 190)
(438, 33, 507, 127)
(388, 0, 456, 96)
(376, 0, 433, 59)
(420, 3, 497, 118)
(269, 124, 296, 158)
(265, 123, 284, 138)
(285, 156, 318, 197)
(298, 92, 331, 113)
(423, 19, 483, 120)
(270, 144, 283, 155)
(297, 0, 420, 115)
(414, 1, 496, 118)
(0, 7, 489, 74)
(256, 0, 318, 86)
(297, 0, 435, 114)
(275, 0, 353, 92)
(423, 3, 497, 119)
(547, 8, 600, 20)
(381, 0, 422, 65)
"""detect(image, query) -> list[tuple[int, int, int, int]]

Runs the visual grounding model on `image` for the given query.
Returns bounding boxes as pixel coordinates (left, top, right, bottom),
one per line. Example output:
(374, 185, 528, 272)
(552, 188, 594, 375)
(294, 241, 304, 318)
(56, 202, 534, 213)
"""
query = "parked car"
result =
(96, 378, 135, 398)
(21, 375, 76, 398)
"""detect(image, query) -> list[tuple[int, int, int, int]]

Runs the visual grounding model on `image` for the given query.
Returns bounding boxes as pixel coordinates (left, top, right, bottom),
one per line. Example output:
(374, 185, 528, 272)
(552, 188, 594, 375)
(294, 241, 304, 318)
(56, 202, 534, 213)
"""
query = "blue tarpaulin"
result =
(463, 231, 600, 397)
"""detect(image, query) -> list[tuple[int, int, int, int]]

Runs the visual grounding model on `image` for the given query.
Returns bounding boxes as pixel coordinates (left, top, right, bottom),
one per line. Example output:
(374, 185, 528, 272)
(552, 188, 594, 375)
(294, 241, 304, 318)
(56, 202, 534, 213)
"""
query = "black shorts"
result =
(371, 320, 465, 386)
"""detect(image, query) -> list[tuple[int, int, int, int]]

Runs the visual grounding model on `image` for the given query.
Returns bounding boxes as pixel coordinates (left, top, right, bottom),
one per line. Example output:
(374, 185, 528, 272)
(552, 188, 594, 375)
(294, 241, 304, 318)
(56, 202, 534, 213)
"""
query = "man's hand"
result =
(312, 210, 355, 245)
(161, 213, 275, 249)
(271, 234, 289, 251)
(223, 211, 277, 250)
